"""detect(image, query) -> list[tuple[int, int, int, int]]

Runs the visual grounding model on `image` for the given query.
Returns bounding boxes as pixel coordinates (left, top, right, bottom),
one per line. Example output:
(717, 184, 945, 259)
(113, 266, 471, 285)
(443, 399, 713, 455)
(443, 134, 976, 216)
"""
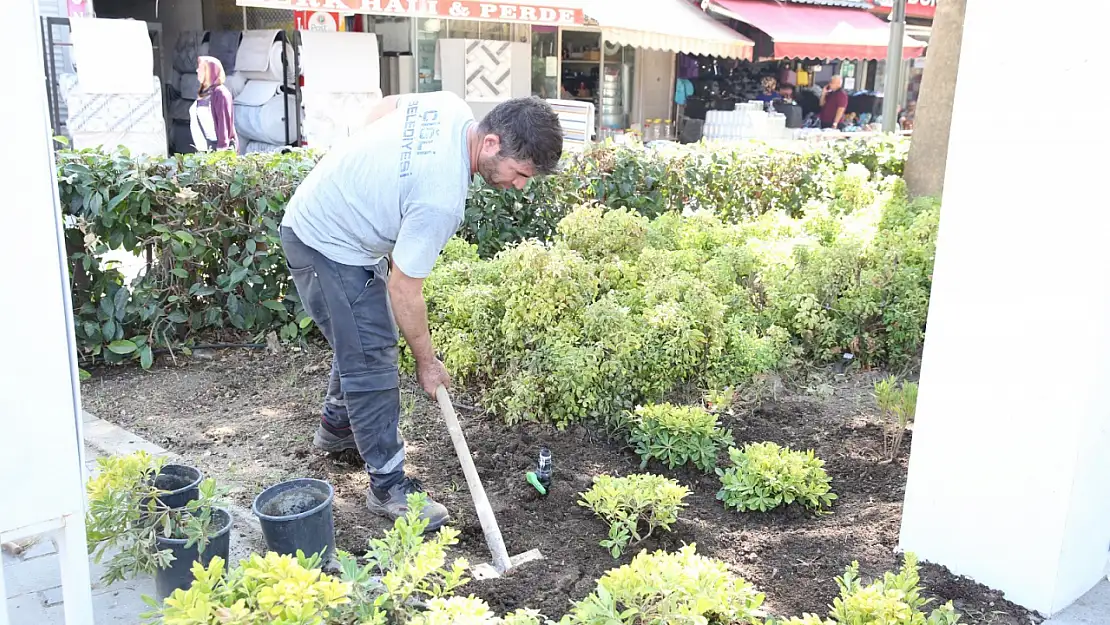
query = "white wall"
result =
(2, 0, 88, 537)
(898, 1, 1110, 616)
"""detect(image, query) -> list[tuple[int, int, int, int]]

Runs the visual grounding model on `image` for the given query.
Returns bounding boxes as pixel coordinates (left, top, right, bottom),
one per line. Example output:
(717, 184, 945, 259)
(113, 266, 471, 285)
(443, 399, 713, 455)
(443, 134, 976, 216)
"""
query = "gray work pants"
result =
(280, 226, 404, 488)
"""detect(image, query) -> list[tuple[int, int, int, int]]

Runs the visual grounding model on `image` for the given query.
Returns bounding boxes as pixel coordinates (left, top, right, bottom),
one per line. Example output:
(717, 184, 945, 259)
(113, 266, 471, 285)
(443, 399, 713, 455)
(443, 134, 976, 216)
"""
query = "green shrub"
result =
(578, 474, 690, 558)
(874, 376, 919, 460)
(774, 553, 961, 625)
(424, 185, 932, 427)
(144, 552, 350, 625)
(60, 139, 917, 390)
(624, 403, 734, 472)
(716, 442, 836, 513)
(85, 451, 227, 585)
(830, 163, 877, 215)
(336, 492, 469, 625)
(560, 544, 765, 625)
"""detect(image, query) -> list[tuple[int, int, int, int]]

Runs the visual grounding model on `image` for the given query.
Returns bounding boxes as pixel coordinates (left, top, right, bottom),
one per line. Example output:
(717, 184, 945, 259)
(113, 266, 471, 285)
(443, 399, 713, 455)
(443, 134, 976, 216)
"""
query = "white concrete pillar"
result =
(898, 2, 1110, 617)
(0, 0, 94, 623)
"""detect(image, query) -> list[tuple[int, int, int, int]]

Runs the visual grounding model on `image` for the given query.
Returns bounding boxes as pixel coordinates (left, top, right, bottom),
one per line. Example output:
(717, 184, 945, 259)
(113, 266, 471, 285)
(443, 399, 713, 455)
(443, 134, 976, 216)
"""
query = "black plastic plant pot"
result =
(252, 478, 336, 561)
(154, 507, 232, 600)
(153, 464, 203, 509)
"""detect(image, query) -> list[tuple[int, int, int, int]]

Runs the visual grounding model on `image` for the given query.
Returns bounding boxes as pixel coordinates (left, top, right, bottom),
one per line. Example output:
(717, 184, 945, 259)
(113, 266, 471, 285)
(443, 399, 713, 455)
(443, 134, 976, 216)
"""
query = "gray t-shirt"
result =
(282, 91, 474, 278)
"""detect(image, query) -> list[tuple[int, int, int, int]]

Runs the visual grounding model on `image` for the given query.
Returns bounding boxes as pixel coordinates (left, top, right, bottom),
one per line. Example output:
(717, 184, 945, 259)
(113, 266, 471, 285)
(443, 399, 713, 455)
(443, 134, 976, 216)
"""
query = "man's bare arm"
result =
(388, 265, 450, 395)
(364, 95, 403, 128)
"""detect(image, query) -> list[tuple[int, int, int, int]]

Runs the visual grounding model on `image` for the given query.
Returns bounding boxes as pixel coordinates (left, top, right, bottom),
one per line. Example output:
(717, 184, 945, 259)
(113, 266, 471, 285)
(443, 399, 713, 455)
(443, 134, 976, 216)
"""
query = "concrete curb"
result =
(81, 410, 266, 564)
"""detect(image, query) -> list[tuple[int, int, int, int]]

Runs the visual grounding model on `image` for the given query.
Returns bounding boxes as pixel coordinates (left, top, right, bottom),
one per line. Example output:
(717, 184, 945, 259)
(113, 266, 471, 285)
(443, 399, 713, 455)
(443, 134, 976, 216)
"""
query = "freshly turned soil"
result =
(83, 347, 1039, 624)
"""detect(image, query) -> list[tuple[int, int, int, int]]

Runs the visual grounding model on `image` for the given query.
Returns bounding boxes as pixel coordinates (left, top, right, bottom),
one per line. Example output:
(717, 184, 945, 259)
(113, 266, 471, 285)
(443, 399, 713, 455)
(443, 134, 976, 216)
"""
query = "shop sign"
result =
(872, 0, 937, 20)
(295, 10, 343, 30)
(237, 0, 585, 25)
(67, 0, 93, 17)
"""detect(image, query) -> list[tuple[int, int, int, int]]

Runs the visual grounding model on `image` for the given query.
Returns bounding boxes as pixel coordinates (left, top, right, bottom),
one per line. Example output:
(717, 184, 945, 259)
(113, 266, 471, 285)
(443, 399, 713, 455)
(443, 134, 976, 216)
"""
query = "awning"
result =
(581, 0, 754, 60)
(706, 0, 925, 60)
(235, 0, 586, 26)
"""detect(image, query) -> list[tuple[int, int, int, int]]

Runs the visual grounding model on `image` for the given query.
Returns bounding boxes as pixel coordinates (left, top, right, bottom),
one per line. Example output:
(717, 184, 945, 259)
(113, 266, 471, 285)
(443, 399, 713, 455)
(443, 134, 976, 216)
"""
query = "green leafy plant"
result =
(625, 403, 734, 472)
(716, 442, 836, 513)
(874, 376, 919, 461)
(560, 544, 765, 625)
(578, 474, 690, 558)
(335, 492, 469, 624)
(142, 552, 350, 625)
(409, 596, 543, 625)
(773, 553, 961, 625)
(85, 451, 227, 585)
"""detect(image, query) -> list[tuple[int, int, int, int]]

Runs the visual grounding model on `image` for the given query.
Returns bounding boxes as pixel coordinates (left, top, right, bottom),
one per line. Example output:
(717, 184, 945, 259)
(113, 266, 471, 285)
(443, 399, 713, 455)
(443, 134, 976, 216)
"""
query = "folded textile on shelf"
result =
(235, 93, 299, 146)
(299, 31, 380, 94)
(168, 97, 192, 121)
(179, 73, 202, 100)
(69, 17, 154, 94)
(241, 140, 288, 155)
(65, 75, 167, 156)
(208, 31, 242, 72)
(302, 90, 382, 149)
(234, 80, 282, 106)
(226, 72, 249, 98)
(173, 31, 208, 73)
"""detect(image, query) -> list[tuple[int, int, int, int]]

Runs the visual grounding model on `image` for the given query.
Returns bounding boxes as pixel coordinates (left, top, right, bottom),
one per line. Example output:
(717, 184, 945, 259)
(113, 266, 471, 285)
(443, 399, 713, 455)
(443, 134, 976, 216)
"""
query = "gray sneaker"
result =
(366, 477, 450, 532)
(312, 425, 358, 453)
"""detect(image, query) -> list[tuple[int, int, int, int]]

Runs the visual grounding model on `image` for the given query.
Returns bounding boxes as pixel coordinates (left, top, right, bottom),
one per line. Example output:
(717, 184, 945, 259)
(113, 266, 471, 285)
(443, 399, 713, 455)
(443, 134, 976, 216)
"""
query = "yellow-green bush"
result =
(560, 545, 765, 625)
(425, 184, 936, 427)
(716, 443, 836, 513)
(578, 474, 690, 558)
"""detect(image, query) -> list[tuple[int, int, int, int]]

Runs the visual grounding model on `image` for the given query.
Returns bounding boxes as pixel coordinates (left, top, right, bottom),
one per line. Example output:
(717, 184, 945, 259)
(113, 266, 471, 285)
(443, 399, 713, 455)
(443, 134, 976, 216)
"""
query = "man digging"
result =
(280, 93, 563, 532)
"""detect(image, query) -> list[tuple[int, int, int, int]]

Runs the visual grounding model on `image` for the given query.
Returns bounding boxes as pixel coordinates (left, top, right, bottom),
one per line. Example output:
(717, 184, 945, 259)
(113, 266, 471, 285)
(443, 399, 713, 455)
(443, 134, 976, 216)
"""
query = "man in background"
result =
(819, 75, 849, 129)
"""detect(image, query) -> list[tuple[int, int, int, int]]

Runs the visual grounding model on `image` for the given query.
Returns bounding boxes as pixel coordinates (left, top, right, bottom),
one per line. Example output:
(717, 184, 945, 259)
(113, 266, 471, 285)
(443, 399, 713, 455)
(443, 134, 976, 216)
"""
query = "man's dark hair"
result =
(780, 83, 795, 92)
(478, 97, 563, 175)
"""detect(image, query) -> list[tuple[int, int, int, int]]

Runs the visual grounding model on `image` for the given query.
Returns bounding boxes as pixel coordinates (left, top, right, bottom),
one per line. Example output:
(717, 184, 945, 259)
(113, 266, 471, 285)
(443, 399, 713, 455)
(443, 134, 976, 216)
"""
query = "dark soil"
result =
(82, 346, 1039, 624)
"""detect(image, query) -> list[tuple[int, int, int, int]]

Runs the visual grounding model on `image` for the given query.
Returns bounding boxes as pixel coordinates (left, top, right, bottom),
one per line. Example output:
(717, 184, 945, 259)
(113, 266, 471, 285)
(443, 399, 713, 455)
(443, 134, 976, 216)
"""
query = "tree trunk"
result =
(904, 0, 966, 198)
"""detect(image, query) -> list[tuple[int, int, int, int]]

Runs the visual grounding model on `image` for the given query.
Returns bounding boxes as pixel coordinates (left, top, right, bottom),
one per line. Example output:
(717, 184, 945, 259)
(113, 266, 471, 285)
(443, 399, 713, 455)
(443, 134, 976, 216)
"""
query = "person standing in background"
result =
(755, 76, 779, 103)
(819, 75, 849, 129)
(189, 56, 237, 152)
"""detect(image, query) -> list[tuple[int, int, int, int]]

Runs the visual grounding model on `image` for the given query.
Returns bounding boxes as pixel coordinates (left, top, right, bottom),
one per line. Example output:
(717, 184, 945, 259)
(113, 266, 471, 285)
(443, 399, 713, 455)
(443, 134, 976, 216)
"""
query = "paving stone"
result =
(90, 582, 156, 625)
(40, 585, 63, 607)
(6, 591, 63, 625)
(20, 538, 58, 560)
(1044, 580, 1110, 625)
(3, 551, 60, 599)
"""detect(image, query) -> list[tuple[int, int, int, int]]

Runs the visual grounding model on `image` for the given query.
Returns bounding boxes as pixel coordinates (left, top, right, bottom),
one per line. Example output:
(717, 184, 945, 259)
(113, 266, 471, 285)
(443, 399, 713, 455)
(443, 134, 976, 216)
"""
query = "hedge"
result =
(422, 188, 937, 427)
(58, 136, 913, 375)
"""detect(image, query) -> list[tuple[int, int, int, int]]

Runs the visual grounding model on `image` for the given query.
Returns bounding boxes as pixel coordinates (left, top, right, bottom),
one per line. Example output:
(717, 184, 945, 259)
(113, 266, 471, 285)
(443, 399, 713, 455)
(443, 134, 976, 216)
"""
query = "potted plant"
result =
(85, 451, 233, 598)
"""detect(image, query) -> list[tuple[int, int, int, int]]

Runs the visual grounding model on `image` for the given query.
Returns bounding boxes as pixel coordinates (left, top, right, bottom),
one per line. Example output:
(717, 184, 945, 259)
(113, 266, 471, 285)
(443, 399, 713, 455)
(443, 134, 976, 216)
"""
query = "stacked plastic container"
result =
(702, 101, 796, 142)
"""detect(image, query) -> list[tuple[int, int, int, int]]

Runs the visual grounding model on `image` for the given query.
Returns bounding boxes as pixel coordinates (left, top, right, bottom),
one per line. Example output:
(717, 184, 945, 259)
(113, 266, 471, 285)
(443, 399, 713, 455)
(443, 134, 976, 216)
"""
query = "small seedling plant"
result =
(578, 474, 690, 558)
(773, 553, 961, 624)
(716, 442, 836, 513)
(336, 492, 469, 625)
(625, 403, 734, 473)
(874, 375, 918, 460)
(559, 545, 766, 625)
(85, 451, 226, 585)
(142, 551, 350, 624)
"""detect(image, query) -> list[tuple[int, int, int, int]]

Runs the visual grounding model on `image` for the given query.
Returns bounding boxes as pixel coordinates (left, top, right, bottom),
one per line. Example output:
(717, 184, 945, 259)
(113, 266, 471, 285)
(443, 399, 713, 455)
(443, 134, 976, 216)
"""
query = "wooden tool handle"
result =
(435, 385, 512, 573)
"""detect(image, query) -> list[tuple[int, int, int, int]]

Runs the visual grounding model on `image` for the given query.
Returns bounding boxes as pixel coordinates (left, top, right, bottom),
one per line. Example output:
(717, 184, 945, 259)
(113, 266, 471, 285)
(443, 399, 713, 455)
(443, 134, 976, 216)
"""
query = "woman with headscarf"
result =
(189, 56, 237, 152)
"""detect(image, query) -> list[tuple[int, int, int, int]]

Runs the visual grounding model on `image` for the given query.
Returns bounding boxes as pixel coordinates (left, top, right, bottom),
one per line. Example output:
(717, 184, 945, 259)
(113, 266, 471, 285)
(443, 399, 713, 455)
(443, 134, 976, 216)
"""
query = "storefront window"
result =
(531, 27, 558, 99)
(417, 19, 530, 93)
(600, 43, 636, 132)
(416, 17, 443, 93)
